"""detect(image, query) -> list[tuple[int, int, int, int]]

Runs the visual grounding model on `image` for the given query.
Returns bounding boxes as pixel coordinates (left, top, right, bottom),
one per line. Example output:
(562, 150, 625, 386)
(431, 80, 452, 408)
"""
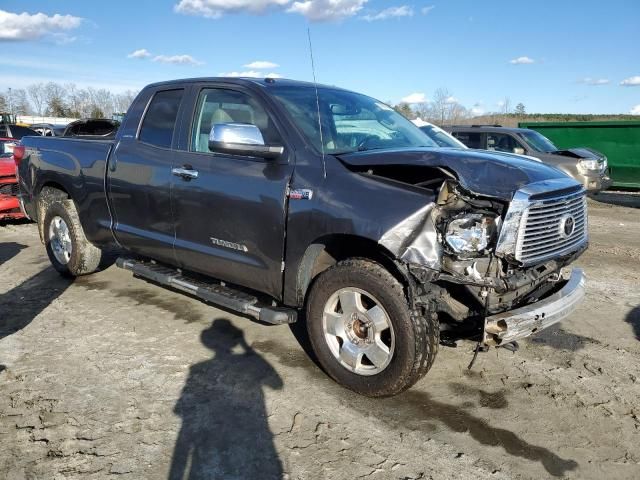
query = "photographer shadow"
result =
(169, 319, 284, 480)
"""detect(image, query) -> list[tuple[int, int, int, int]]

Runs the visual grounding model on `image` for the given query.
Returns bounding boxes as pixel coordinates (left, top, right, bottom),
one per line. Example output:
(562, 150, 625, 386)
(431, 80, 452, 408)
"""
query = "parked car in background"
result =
(519, 120, 640, 189)
(63, 119, 120, 138)
(0, 124, 38, 140)
(0, 139, 23, 220)
(20, 77, 588, 397)
(447, 125, 611, 193)
(417, 122, 468, 148)
(30, 123, 68, 137)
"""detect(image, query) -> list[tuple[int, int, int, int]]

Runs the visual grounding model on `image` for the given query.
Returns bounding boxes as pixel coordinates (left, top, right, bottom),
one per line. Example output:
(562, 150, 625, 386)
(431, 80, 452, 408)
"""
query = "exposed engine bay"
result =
(359, 165, 587, 343)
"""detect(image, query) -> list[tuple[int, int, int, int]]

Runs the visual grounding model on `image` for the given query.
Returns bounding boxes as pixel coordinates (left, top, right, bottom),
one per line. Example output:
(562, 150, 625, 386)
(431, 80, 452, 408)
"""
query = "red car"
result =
(0, 138, 23, 220)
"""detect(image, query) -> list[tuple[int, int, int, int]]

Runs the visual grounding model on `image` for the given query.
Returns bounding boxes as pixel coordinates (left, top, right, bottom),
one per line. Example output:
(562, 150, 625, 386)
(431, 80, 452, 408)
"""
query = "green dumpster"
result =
(518, 121, 640, 189)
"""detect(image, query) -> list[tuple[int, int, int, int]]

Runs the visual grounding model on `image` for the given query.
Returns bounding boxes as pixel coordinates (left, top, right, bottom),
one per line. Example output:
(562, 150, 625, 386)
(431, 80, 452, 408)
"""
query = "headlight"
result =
(579, 159, 600, 171)
(445, 214, 498, 254)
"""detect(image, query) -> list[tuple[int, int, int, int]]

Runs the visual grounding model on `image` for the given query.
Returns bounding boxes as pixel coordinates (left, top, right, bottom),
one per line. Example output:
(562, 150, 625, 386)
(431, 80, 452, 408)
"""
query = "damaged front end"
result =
(379, 177, 588, 347)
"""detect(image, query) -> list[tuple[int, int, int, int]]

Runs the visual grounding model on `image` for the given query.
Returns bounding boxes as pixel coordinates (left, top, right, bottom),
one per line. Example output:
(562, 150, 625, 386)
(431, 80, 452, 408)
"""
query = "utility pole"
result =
(7, 87, 13, 114)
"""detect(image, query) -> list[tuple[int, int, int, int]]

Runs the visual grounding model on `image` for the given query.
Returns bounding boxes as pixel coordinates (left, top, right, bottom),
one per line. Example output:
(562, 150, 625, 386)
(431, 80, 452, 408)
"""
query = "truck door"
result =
(171, 86, 293, 299)
(107, 88, 185, 265)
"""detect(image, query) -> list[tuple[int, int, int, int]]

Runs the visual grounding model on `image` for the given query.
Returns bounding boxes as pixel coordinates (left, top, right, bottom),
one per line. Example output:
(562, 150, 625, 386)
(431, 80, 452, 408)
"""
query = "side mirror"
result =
(513, 147, 525, 155)
(208, 123, 284, 160)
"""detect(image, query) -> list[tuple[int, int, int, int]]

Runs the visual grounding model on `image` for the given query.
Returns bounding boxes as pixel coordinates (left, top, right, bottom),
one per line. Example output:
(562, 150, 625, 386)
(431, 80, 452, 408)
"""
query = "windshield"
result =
(271, 86, 437, 154)
(519, 130, 558, 153)
(419, 125, 467, 148)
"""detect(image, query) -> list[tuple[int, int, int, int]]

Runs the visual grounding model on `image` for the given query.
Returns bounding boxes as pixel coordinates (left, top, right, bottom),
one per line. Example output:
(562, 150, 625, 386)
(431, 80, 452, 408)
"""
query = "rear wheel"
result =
(43, 199, 103, 277)
(306, 258, 439, 397)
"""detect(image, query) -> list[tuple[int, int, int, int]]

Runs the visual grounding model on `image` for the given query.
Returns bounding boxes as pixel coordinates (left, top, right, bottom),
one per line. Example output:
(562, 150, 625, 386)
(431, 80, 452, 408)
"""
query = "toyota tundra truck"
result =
(18, 78, 588, 397)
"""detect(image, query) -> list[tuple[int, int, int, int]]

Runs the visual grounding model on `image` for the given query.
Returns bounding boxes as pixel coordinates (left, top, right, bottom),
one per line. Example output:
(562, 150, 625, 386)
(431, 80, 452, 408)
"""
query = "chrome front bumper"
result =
(484, 268, 586, 346)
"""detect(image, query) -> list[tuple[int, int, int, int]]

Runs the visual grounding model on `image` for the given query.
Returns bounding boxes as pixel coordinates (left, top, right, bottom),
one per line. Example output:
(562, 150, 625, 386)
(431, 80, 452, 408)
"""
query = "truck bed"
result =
(19, 135, 115, 244)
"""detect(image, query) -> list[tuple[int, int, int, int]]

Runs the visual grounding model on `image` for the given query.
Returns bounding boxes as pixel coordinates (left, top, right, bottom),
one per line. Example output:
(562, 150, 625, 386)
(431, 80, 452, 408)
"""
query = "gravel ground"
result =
(1, 192, 639, 480)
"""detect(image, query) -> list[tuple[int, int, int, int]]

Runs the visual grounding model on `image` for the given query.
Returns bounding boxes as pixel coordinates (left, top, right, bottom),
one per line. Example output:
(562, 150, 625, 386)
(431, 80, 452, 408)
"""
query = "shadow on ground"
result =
(528, 324, 600, 351)
(591, 191, 640, 209)
(0, 267, 72, 341)
(0, 242, 27, 266)
(254, 335, 578, 478)
(169, 319, 283, 480)
(625, 306, 640, 341)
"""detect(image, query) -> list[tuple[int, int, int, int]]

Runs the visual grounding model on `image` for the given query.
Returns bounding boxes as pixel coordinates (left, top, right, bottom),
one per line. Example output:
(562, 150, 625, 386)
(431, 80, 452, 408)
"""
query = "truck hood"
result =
(337, 147, 572, 201)
(0, 157, 16, 177)
(552, 147, 604, 160)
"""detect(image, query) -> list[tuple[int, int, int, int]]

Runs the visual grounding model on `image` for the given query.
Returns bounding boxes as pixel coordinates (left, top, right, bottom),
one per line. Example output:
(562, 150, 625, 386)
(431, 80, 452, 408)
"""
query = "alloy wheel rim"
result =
(48, 216, 72, 265)
(322, 287, 395, 376)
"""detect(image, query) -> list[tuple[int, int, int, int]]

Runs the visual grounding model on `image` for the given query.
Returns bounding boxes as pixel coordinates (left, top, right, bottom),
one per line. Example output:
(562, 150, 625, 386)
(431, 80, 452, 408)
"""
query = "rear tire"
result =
(306, 258, 439, 397)
(43, 199, 103, 277)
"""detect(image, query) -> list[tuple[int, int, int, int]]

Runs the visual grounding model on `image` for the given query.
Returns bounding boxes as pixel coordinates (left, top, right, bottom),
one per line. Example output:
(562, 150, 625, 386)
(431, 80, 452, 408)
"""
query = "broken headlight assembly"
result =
(445, 213, 499, 255)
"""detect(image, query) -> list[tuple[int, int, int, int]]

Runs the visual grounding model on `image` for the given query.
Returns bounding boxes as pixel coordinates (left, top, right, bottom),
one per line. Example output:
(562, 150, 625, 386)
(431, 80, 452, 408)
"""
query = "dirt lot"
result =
(1, 193, 639, 480)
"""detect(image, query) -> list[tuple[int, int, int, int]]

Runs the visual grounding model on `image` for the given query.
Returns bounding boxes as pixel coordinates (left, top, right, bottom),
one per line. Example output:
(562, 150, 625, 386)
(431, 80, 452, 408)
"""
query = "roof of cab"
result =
(143, 77, 349, 92)
(448, 125, 534, 134)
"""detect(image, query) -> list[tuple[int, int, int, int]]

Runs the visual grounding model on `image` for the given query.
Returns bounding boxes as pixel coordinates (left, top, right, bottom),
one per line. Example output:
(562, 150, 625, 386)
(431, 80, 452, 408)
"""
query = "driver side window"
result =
(487, 133, 519, 153)
(191, 88, 280, 153)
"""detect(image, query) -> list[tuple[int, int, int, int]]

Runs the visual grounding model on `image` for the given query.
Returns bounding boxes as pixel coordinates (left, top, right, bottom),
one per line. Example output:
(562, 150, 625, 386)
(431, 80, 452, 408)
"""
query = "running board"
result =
(116, 258, 296, 325)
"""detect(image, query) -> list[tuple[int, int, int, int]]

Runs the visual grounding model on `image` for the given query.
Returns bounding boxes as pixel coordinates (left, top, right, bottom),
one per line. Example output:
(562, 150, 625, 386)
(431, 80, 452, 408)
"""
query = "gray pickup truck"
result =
(447, 125, 612, 192)
(18, 77, 587, 397)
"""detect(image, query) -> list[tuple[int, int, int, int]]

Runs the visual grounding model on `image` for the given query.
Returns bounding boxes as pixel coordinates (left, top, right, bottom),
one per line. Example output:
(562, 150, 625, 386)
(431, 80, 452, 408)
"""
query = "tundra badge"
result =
(210, 238, 248, 252)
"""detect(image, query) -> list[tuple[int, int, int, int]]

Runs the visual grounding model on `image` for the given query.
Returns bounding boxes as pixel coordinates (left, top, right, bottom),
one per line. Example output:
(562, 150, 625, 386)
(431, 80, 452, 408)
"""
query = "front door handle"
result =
(172, 167, 199, 180)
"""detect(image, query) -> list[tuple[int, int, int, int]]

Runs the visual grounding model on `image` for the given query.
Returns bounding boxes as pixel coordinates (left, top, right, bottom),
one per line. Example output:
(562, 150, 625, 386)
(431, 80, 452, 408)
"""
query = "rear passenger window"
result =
(139, 89, 184, 148)
(452, 132, 482, 149)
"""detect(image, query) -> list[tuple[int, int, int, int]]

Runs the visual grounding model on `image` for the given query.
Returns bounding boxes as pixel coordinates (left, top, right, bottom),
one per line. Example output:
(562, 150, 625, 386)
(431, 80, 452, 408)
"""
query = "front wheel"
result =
(306, 258, 439, 397)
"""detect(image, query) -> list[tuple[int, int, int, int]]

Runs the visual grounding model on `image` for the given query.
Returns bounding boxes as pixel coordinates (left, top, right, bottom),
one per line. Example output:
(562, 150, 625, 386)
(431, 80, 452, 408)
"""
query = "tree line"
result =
(0, 83, 138, 119)
(393, 88, 637, 127)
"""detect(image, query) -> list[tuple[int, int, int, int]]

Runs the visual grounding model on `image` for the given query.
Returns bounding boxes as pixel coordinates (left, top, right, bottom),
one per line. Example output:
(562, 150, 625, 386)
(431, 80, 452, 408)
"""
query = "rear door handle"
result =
(172, 167, 199, 180)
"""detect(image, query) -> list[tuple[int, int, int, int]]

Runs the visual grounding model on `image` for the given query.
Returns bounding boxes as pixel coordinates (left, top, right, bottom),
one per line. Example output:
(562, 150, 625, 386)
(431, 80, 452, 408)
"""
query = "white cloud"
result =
(577, 77, 610, 86)
(362, 5, 413, 21)
(219, 70, 283, 78)
(0, 9, 82, 41)
(631, 105, 640, 115)
(421, 5, 435, 15)
(175, 0, 366, 21)
(175, 0, 290, 19)
(497, 100, 505, 107)
(288, 0, 368, 22)
(470, 107, 484, 116)
(509, 56, 535, 65)
(620, 76, 640, 87)
(244, 60, 280, 69)
(444, 96, 458, 104)
(128, 48, 152, 59)
(153, 54, 203, 66)
(401, 92, 427, 104)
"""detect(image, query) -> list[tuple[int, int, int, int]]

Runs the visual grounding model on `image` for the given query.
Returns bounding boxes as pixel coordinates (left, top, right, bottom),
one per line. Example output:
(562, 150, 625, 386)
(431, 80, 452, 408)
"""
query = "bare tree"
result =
(431, 88, 452, 125)
(11, 89, 31, 115)
(44, 82, 68, 116)
(500, 97, 512, 115)
(27, 83, 47, 115)
(113, 90, 138, 114)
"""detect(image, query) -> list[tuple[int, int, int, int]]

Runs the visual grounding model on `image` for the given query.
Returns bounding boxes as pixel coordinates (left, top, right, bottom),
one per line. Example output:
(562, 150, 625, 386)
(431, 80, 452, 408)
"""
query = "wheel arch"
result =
(294, 234, 411, 308)
(36, 182, 72, 243)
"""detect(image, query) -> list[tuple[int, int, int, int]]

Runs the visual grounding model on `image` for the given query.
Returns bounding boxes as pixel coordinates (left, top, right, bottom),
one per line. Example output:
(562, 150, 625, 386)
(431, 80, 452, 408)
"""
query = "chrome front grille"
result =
(515, 190, 588, 265)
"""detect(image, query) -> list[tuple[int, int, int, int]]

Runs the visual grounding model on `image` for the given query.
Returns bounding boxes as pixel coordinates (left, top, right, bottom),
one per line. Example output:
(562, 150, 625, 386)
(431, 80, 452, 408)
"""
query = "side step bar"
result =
(116, 258, 296, 325)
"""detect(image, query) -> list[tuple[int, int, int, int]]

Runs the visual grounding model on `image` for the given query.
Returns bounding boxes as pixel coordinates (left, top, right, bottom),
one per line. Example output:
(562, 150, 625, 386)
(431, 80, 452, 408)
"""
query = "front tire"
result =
(306, 258, 439, 397)
(43, 200, 103, 277)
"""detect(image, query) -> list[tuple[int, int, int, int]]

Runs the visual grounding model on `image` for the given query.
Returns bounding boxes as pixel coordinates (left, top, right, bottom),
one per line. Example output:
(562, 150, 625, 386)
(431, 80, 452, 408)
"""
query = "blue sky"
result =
(1, 0, 639, 114)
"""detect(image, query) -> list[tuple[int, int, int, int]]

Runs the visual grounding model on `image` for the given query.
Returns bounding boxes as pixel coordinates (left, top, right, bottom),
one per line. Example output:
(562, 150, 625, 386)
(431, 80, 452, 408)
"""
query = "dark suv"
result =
(447, 125, 611, 192)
